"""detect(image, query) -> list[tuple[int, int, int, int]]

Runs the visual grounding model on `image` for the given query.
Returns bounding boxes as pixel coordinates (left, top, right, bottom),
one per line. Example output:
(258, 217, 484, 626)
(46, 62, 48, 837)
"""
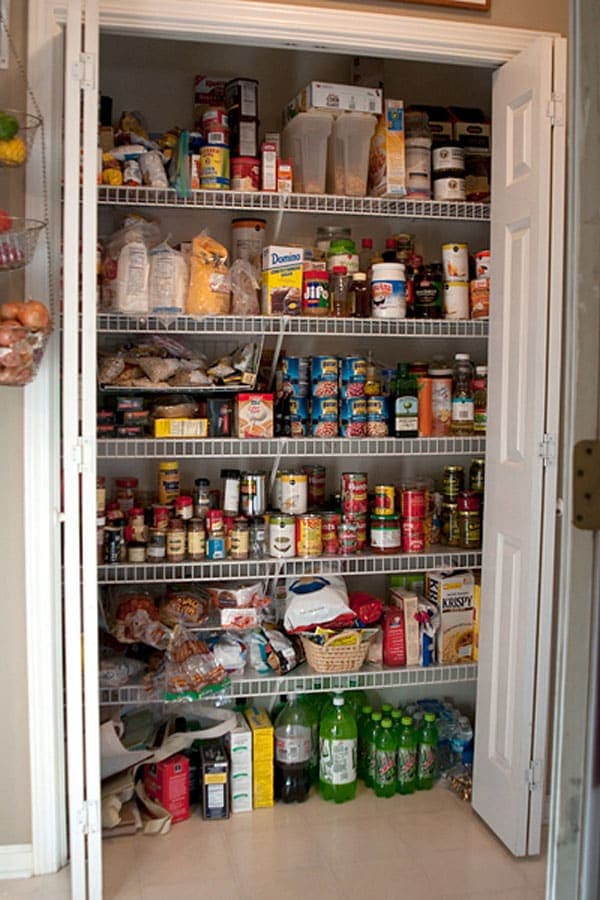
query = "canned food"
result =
(400, 489, 426, 518)
(289, 397, 310, 436)
(103, 526, 123, 564)
(321, 511, 341, 555)
(278, 472, 308, 515)
(302, 464, 326, 508)
(373, 485, 395, 517)
(340, 397, 367, 437)
(371, 515, 402, 553)
(341, 472, 368, 515)
(442, 243, 469, 282)
(429, 368, 453, 436)
(339, 356, 367, 399)
(432, 145, 465, 175)
(402, 517, 425, 553)
(338, 521, 357, 556)
(231, 156, 260, 192)
(200, 143, 230, 189)
(433, 176, 466, 202)
(443, 282, 470, 319)
(443, 465, 465, 501)
(469, 458, 486, 494)
(296, 514, 323, 558)
(268, 513, 296, 558)
(311, 356, 339, 397)
(474, 249, 491, 279)
(345, 513, 368, 550)
(311, 397, 339, 438)
(279, 356, 310, 397)
(366, 395, 390, 437)
(240, 471, 267, 516)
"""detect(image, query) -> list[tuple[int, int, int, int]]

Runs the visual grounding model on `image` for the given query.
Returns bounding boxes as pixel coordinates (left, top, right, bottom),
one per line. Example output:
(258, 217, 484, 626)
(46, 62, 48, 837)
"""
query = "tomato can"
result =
(400, 489, 426, 518)
(341, 472, 368, 515)
(373, 484, 395, 517)
(345, 513, 368, 550)
(371, 515, 402, 553)
(302, 464, 327, 508)
(267, 513, 296, 558)
(321, 511, 341, 555)
(296, 514, 323, 558)
(338, 521, 357, 556)
(401, 517, 425, 553)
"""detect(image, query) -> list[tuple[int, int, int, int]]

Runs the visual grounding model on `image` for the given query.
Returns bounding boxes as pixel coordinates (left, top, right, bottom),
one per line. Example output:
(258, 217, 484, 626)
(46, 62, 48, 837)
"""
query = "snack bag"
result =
(186, 232, 231, 316)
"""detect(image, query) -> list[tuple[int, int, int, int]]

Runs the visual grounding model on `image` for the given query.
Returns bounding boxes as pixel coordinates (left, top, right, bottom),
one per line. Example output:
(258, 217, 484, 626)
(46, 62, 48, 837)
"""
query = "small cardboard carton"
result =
(368, 99, 406, 198)
(284, 81, 382, 122)
(428, 570, 475, 665)
(245, 706, 274, 808)
(235, 393, 274, 439)
(389, 586, 420, 666)
(226, 713, 253, 813)
(261, 245, 303, 315)
(143, 754, 190, 824)
(200, 740, 230, 820)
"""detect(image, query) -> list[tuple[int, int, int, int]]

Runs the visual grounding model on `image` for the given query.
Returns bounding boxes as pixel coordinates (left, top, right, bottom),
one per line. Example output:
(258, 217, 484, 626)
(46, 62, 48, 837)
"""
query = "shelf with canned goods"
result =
(96, 313, 489, 339)
(97, 548, 482, 585)
(97, 185, 491, 221)
(97, 435, 487, 460)
(98, 660, 478, 706)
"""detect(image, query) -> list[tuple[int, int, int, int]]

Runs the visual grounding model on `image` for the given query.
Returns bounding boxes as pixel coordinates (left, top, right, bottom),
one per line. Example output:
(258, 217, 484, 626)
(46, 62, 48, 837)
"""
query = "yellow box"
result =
(244, 706, 273, 808)
(261, 245, 303, 315)
(153, 418, 208, 438)
(473, 580, 481, 662)
(368, 99, 406, 198)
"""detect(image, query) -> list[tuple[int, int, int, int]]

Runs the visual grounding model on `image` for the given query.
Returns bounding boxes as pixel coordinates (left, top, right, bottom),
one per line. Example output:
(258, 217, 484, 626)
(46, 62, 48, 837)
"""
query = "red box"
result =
(144, 755, 190, 824)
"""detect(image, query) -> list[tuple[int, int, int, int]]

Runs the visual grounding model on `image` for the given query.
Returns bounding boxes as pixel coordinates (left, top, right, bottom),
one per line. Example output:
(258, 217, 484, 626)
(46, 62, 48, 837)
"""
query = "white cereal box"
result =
(428, 570, 475, 665)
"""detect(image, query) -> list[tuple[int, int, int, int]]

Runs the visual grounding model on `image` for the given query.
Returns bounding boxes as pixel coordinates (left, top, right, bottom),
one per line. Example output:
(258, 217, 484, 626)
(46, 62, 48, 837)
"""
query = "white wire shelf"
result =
(97, 435, 486, 459)
(97, 548, 482, 584)
(99, 661, 478, 705)
(98, 185, 491, 221)
(97, 313, 489, 338)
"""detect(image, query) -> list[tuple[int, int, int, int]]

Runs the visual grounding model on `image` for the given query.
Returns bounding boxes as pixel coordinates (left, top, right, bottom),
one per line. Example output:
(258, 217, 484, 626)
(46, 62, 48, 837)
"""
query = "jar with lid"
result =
(351, 272, 370, 318)
(451, 353, 475, 435)
(382, 237, 399, 263)
(432, 142, 466, 201)
(249, 516, 266, 559)
(166, 518, 186, 562)
(187, 518, 206, 561)
(157, 462, 180, 505)
(358, 237, 374, 273)
(329, 266, 352, 317)
(441, 501, 460, 546)
(230, 517, 249, 560)
(413, 263, 443, 318)
(175, 495, 194, 520)
(193, 477, 211, 518)
(221, 468, 241, 515)
(457, 491, 481, 549)
(315, 225, 352, 261)
(302, 270, 330, 317)
(405, 110, 432, 199)
(115, 477, 138, 513)
(469, 458, 486, 496)
(326, 238, 359, 274)
(97, 476, 106, 514)
(371, 515, 402, 554)
(472, 365, 488, 434)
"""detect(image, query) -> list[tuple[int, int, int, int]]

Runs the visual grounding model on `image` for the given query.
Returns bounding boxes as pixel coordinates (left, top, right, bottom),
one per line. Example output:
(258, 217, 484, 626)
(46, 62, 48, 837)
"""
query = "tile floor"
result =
(1, 785, 547, 899)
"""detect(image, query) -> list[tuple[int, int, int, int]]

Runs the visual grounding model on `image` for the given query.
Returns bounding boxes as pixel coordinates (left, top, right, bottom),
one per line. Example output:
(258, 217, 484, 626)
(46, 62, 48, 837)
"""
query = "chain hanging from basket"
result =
(0, 10, 54, 387)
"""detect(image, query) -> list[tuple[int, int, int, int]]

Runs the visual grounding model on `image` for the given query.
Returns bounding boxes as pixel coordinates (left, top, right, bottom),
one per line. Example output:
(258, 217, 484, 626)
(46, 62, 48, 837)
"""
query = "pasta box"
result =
(427, 570, 475, 665)
(143, 754, 190, 824)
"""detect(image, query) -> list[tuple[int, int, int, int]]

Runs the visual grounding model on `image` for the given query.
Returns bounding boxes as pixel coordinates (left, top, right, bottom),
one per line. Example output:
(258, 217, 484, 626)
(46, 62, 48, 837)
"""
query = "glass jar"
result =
(166, 518, 186, 562)
(249, 515, 266, 559)
(458, 509, 481, 549)
(193, 477, 211, 518)
(413, 263, 443, 319)
(326, 238, 359, 274)
(315, 225, 352, 261)
(230, 516, 249, 560)
(220, 468, 241, 515)
(175, 495, 194, 520)
(115, 477, 138, 513)
(329, 265, 352, 317)
(370, 515, 401, 554)
(187, 518, 206, 561)
(441, 501, 460, 546)
(351, 272, 370, 318)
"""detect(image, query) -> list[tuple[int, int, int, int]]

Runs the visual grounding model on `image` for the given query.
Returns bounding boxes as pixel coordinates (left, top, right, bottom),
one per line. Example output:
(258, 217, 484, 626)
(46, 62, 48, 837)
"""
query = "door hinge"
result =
(526, 759, 542, 792)
(573, 440, 600, 530)
(546, 93, 564, 127)
(77, 800, 100, 834)
(539, 433, 556, 467)
(71, 437, 90, 473)
(72, 52, 96, 91)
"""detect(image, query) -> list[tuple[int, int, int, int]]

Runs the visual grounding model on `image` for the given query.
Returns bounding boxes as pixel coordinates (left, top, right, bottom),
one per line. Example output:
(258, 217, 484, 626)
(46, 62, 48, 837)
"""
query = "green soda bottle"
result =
(374, 718, 397, 798)
(319, 694, 357, 803)
(417, 712, 438, 790)
(381, 703, 393, 717)
(298, 694, 320, 785)
(357, 705, 373, 780)
(344, 690, 369, 716)
(397, 715, 417, 794)
(365, 711, 383, 789)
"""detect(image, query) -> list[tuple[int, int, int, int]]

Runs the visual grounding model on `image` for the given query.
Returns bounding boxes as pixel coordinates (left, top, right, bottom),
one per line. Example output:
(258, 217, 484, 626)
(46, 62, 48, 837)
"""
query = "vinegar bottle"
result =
(451, 352, 475, 435)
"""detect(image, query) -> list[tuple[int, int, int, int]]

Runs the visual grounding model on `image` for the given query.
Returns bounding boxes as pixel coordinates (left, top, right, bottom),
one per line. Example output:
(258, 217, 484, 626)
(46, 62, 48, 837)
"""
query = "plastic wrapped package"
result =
(112, 590, 171, 650)
(283, 575, 356, 633)
(137, 357, 180, 383)
(139, 150, 169, 188)
(230, 259, 260, 316)
(163, 626, 228, 698)
(101, 221, 160, 314)
(148, 241, 188, 314)
(210, 633, 247, 673)
(248, 626, 302, 675)
(159, 588, 210, 628)
(186, 233, 231, 317)
(99, 655, 146, 688)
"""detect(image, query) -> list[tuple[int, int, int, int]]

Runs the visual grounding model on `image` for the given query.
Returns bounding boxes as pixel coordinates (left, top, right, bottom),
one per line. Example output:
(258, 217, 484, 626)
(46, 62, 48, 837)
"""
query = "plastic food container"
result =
(327, 112, 377, 197)
(282, 112, 333, 194)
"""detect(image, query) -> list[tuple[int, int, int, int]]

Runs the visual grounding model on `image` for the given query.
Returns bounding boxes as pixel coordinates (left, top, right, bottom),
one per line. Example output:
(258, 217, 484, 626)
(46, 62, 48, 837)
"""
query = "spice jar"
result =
(175, 495, 194, 520)
(158, 462, 180, 505)
(221, 469, 241, 515)
(166, 518, 186, 562)
(187, 518, 206, 561)
(147, 528, 166, 561)
(193, 477, 211, 518)
(115, 477, 138, 513)
(230, 517, 249, 560)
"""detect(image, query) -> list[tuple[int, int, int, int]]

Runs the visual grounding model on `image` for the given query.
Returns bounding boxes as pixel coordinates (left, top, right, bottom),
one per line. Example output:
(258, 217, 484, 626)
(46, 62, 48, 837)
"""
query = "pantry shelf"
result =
(97, 436, 486, 459)
(97, 548, 482, 584)
(97, 185, 491, 221)
(96, 313, 489, 339)
(98, 661, 479, 705)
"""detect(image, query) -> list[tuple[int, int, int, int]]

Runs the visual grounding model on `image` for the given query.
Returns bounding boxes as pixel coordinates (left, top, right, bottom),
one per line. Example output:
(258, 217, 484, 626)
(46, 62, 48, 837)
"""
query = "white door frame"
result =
(26, 0, 563, 877)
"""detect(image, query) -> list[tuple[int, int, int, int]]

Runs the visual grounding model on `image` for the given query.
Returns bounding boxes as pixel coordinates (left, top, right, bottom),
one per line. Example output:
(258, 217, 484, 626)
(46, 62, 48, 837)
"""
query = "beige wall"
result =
(0, 0, 31, 846)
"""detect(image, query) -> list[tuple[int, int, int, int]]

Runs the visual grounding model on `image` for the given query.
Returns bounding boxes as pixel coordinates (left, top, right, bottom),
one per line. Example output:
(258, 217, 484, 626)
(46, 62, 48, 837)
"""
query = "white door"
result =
(472, 35, 566, 856)
(63, 0, 103, 897)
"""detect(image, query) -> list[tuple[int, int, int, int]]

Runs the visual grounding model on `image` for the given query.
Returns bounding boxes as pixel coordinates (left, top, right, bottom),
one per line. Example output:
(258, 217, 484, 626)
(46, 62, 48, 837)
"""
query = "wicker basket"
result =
(0, 219, 46, 271)
(300, 632, 373, 674)
(0, 110, 41, 167)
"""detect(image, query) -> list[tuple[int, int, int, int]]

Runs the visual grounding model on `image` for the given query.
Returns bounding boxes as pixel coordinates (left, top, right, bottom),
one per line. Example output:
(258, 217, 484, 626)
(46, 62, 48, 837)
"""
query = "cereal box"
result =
(235, 393, 274, 438)
(261, 245, 303, 315)
(428, 570, 475, 665)
(245, 706, 274, 808)
(473, 579, 481, 662)
(368, 99, 406, 198)
(389, 586, 420, 666)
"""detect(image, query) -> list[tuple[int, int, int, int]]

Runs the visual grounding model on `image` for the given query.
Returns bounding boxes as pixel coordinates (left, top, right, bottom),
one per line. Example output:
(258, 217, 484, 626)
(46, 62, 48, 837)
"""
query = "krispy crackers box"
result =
(427, 570, 475, 664)
(368, 99, 406, 198)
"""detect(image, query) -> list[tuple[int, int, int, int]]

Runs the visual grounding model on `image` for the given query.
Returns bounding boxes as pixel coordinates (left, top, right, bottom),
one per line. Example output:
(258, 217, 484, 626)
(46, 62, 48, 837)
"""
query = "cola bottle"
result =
(274, 693, 312, 803)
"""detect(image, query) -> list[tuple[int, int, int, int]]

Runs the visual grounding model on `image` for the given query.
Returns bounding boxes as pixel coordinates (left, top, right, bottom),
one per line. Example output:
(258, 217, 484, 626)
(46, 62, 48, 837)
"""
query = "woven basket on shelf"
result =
(300, 633, 372, 674)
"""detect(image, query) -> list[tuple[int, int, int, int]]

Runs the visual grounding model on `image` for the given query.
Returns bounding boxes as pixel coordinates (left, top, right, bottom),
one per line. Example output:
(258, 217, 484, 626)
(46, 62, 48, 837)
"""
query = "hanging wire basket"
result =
(0, 318, 53, 387)
(0, 109, 41, 167)
(0, 218, 46, 270)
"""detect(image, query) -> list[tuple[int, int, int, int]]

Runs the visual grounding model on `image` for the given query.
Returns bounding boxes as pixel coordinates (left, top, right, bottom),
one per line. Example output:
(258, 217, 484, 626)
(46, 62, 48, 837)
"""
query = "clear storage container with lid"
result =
(282, 111, 334, 194)
(405, 110, 432, 199)
(326, 112, 378, 197)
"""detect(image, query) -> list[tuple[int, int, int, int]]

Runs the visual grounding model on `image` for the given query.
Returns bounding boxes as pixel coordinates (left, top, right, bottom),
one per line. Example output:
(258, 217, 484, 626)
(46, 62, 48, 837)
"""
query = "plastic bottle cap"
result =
(361, 705, 373, 714)
(454, 353, 470, 361)
(353, 272, 367, 281)
(401, 716, 413, 726)
(475, 365, 487, 375)
(333, 697, 344, 707)
(332, 265, 348, 274)
(372, 712, 382, 721)
(361, 238, 373, 248)
(385, 238, 396, 248)
(381, 718, 392, 728)
(424, 713, 436, 722)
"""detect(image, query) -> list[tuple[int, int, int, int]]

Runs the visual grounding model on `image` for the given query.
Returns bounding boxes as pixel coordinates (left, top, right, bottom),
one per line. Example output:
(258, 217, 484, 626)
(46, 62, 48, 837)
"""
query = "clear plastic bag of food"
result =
(230, 259, 260, 316)
(148, 241, 188, 315)
(139, 150, 169, 188)
(186, 231, 231, 317)
(163, 625, 228, 698)
(159, 587, 210, 628)
(210, 633, 247, 674)
(99, 654, 146, 688)
(111, 590, 171, 650)
(101, 220, 160, 314)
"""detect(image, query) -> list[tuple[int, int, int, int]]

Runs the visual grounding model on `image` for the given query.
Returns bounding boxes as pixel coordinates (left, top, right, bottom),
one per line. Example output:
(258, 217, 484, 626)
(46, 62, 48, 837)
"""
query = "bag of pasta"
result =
(186, 232, 231, 317)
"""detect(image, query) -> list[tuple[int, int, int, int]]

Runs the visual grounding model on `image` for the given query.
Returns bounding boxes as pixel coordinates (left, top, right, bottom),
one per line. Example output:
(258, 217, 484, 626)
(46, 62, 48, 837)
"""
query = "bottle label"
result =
(473, 410, 487, 432)
(417, 742, 436, 780)
(395, 395, 418, 432)
(451, 398, 474, 422)
(275, 726, 311, 764)
(375, 748, 396, 787)
(397, 747, 417, 784)
(320, 738, 357, 785)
